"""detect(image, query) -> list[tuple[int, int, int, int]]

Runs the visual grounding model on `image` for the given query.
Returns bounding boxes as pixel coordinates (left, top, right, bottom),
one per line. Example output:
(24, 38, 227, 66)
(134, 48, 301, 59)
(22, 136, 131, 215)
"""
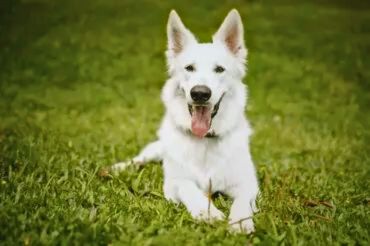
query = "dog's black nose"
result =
(190, 85, 211, 103)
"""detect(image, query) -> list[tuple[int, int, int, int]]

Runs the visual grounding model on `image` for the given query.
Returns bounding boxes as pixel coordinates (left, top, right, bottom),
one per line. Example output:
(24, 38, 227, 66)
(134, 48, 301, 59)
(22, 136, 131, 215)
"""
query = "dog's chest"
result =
(188, 147, 229, 193)
(167, 136, 233, 193)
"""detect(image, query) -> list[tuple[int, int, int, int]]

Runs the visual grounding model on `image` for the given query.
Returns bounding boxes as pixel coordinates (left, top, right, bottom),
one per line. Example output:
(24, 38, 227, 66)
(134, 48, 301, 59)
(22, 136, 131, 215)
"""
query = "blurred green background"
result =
(0, 0, 369, 245)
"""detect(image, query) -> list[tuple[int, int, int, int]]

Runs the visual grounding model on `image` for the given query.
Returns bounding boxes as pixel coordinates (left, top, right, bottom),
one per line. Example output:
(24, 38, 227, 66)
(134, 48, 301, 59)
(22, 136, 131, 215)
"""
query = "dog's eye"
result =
(185, 64, 195, 72)
(214, 65, 225, 73)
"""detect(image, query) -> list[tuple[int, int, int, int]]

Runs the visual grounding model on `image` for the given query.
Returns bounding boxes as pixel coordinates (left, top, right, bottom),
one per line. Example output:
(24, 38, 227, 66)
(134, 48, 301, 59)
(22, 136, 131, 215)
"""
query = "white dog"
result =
(108, 9, 259, 233)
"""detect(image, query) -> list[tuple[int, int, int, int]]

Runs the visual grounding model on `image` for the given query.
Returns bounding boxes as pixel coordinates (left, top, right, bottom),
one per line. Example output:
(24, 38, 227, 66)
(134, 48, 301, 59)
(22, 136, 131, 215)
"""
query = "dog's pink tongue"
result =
(191, 106, 211, 138)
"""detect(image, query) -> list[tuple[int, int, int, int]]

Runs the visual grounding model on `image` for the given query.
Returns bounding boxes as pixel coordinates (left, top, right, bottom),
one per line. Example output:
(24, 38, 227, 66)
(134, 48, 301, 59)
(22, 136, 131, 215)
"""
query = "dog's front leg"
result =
(229, 186, 258, 234)
(166, 179, 224, 221)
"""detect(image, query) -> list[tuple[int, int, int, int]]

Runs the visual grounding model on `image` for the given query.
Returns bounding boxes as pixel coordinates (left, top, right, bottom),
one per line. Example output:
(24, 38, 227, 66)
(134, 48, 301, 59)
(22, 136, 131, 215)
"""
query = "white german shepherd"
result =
(108, 9, 259, 233)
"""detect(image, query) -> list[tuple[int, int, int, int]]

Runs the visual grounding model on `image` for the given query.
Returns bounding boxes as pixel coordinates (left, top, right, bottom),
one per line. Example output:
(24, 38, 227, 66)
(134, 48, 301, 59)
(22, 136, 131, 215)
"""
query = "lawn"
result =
(1, 0, 370, 245)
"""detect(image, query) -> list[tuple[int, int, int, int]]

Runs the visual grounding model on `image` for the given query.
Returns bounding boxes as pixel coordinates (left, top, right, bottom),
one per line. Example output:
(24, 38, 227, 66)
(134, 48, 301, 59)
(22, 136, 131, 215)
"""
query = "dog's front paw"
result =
(229, 217, 255, 234)
(191, 206, 225, 222)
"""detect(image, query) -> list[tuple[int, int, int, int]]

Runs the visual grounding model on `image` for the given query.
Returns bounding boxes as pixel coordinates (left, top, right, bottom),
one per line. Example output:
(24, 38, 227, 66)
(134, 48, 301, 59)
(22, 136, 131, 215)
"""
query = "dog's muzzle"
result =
(187, 93, 225, 138)
(187, 94, 224, 119)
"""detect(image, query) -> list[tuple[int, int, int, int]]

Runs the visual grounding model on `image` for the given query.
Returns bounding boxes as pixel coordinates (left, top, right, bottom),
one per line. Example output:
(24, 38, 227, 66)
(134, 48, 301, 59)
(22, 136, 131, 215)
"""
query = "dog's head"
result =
(163, 9, 247, 138)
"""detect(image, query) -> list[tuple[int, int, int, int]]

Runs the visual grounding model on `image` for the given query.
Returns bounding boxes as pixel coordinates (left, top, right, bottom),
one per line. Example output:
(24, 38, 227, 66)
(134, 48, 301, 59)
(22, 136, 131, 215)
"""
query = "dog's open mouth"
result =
(187, 94, 224, 138)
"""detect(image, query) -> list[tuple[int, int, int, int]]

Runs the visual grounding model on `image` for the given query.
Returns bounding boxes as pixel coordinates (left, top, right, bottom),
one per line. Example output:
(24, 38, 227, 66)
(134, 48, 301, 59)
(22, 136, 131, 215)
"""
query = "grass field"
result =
(1, 0, 370, 245)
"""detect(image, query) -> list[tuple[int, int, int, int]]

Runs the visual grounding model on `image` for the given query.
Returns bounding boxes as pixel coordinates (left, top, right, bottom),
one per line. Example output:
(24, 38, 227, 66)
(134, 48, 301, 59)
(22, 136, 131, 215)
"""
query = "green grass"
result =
(1, 0, 370, 245)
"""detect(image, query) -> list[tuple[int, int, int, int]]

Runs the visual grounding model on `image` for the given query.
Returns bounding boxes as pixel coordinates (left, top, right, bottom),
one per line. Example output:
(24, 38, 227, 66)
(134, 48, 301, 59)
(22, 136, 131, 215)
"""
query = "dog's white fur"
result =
(111, 9, 259, 233)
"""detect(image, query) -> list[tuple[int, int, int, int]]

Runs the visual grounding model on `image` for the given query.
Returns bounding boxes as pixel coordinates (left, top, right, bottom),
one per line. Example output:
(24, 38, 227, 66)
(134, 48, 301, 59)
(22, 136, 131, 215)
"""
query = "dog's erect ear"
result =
(167, 10, 197, 55)
(213, 9, 246, 59)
